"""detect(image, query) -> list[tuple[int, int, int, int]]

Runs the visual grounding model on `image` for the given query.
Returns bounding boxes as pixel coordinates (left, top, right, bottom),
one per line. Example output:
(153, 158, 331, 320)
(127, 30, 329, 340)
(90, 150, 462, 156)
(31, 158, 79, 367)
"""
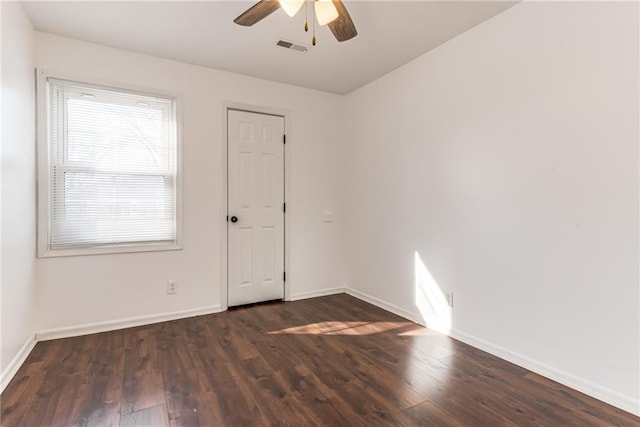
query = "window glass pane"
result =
(46, 78, 178, 252)
(66, 98, 170, 172)
(51, 172, 175, 248)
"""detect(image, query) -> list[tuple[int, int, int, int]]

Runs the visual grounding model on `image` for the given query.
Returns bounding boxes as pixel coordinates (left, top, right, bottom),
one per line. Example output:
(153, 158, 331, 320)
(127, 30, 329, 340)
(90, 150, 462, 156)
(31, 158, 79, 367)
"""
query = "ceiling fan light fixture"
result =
(233, 0, 357, 43)
(314, 0, 339, 26)
(278, 0, 305, 17)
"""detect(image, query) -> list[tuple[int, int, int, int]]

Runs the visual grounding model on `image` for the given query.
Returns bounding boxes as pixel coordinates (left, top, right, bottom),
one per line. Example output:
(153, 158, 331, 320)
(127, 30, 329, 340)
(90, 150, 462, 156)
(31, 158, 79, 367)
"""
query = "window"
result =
(37, 73, 181, 257)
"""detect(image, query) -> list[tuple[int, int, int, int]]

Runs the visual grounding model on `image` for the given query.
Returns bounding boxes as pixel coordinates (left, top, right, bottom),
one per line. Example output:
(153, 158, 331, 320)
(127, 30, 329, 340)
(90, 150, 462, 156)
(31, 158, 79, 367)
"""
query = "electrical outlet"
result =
(446, 292, 454, 308)
(167, 281, 177, 294)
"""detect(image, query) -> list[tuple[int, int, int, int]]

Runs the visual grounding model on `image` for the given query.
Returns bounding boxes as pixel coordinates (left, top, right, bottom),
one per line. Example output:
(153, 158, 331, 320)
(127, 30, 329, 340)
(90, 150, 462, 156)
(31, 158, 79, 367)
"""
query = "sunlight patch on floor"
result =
(397, 327, 443, 337)
(268, 321, 413, 335)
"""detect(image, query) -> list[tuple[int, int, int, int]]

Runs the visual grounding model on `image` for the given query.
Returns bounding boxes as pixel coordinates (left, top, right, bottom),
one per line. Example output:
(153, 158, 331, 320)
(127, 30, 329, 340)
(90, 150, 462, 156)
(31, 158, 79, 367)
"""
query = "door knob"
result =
(230, 216, 238, 223)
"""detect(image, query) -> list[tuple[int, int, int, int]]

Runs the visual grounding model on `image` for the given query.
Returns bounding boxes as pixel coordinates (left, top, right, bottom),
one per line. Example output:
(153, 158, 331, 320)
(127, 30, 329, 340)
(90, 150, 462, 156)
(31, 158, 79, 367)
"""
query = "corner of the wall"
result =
(0, 333, 37, 394)
(290, 287, 346, 302)
(344, 287, 423, 325)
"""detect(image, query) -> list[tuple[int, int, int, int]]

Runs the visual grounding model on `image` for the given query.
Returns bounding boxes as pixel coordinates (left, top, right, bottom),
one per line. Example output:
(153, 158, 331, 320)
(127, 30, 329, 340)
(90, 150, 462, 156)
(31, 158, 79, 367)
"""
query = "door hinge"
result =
(283, 202, 286, 213)
(283, 134, 286, 144)
(283, 271, 286, 282)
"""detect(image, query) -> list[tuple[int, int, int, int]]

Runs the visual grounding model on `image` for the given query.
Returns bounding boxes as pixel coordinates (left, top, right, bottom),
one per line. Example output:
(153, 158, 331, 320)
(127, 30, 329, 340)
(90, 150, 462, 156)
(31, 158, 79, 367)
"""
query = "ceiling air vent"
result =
(276, 39, 309, 53)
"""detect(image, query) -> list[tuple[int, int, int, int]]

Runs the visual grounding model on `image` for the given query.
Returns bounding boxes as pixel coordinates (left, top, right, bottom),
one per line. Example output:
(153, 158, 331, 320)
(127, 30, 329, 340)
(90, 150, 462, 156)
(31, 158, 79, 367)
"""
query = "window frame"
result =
(36, 70, 183, 258)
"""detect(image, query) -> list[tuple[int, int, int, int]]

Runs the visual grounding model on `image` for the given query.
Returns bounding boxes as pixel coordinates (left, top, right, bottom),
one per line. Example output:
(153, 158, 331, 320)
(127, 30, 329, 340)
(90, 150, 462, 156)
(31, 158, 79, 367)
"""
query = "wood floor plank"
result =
(68, 331, 126, 426)
(321, 336, 428, 409)
(0, 361, 46, 427)
(404, 399, 467, 427)
(120, 404, 169, 427)
(237, 357, 318, 426)
(17, 373, 84, 427)
(120, 328, 165, 415)
(337, 380, 416, 426)
(2, 294, 639, 426)
(273, 363, 367, 426)
(210, 377, 268, 425)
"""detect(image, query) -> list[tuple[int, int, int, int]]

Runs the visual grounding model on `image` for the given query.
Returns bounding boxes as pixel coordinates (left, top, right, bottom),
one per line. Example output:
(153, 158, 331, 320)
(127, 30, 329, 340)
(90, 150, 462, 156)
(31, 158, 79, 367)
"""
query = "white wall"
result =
(344, 1, 639, 415)
(0, 3, 37, 377)
(35, 33, 345, 332)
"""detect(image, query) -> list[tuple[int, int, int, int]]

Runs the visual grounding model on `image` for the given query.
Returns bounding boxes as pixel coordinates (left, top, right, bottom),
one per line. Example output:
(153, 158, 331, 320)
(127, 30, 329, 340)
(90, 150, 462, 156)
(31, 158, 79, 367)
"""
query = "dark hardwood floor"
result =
(1, 294, 638, 426)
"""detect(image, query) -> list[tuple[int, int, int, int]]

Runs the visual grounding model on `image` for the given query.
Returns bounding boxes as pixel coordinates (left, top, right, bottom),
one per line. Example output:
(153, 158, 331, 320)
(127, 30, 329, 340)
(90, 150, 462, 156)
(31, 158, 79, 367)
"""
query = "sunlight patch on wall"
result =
(414, 251, 451, 335)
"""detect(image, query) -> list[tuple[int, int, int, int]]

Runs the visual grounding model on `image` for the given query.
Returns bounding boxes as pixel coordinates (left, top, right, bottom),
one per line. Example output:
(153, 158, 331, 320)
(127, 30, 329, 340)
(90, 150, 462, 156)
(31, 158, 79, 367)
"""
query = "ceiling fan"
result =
(234, 0, 357, 46)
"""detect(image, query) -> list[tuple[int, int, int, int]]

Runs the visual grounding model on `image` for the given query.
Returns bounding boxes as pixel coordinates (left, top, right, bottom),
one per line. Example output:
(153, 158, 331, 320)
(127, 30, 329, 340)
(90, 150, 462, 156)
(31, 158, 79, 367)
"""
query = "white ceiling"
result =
(23, 1, 516, 94)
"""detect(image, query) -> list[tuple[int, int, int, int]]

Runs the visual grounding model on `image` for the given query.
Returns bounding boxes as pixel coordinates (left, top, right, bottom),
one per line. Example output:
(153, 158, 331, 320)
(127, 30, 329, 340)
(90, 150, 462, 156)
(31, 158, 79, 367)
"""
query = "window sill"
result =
(37, 243, 183, 258)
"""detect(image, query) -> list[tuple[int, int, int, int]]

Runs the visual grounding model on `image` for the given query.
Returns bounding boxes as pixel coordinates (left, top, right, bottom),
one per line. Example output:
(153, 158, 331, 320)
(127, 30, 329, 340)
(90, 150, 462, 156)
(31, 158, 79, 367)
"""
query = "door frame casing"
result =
(220, 102, 291, 311)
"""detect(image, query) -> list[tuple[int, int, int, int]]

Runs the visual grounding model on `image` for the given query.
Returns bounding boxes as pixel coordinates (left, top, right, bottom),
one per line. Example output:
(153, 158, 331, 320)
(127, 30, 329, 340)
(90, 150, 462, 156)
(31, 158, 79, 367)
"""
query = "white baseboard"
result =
(1, 333, 37, 393)
(449, 329, 640, 417)
(37, 305, 222, 341)
(290, 287, 345, 301)
(344, 287, 639, 417)
(345, 287, 422, 324)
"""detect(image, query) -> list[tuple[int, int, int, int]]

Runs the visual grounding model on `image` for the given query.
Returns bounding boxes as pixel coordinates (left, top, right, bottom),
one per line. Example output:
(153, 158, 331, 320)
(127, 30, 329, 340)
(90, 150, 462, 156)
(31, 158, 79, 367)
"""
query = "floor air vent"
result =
(276, 40, 309, 53)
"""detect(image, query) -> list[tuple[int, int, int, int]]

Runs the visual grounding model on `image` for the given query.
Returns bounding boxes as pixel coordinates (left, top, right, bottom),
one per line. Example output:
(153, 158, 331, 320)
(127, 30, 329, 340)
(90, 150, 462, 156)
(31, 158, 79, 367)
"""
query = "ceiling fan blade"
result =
(328, 0, 357, 42)
(234, 0, 281, 26)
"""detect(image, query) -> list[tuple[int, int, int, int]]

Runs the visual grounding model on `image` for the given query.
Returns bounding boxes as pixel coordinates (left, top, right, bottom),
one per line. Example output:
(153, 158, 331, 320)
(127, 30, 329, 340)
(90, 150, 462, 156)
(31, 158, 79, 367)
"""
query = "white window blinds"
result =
(47, 79, 178, 250)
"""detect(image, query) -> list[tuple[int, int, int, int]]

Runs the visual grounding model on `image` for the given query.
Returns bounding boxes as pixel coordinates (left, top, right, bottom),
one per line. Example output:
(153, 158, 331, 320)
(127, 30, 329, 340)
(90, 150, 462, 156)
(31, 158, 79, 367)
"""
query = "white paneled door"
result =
(227, 109, 285, 307)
